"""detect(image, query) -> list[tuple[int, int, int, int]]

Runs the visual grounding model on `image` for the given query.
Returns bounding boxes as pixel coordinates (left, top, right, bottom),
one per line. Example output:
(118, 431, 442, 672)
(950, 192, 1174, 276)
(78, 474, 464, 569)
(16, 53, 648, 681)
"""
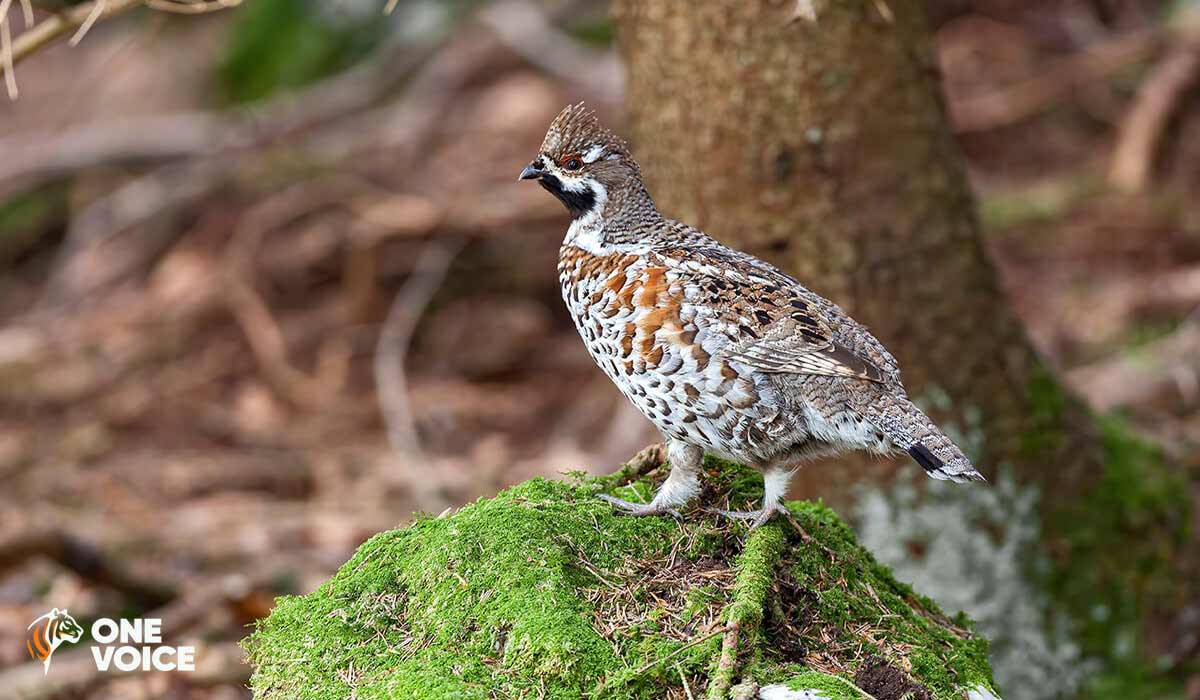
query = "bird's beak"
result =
(518, 162, 543, 181)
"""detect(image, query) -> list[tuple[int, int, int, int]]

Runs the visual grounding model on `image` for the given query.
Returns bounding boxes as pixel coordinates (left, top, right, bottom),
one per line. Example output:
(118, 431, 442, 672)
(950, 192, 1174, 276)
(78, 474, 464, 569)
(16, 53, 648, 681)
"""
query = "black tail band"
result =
(908, 443, 942, 473)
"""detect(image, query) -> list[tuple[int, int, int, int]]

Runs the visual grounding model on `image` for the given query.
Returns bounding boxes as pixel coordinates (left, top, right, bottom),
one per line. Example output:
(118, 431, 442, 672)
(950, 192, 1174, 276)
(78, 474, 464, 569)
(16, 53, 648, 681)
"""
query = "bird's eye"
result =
(560, 154, 583, 171)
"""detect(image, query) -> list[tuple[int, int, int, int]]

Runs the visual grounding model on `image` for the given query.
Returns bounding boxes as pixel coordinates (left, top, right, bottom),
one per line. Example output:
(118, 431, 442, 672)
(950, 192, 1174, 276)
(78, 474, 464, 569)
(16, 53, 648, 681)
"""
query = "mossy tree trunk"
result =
(613, 0, 1194, 695)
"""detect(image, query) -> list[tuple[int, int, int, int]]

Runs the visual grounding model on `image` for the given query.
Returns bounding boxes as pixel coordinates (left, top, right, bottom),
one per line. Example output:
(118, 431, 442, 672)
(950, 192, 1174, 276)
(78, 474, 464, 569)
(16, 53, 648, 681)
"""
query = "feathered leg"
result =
(599, 440, 702, 518)
(716, 465, 796, 530)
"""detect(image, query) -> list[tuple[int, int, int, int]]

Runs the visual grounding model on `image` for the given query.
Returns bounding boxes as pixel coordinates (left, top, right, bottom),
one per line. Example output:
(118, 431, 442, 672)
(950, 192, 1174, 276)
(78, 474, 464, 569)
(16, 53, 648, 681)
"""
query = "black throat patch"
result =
(539, 175, 596, 219)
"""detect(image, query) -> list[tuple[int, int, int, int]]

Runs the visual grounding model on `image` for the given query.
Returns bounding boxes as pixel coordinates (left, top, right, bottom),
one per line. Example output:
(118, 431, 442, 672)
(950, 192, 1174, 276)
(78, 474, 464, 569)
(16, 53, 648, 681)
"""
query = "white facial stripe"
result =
(562, 180, 651, 256)
(564, 181, 607, 253)
(557, 174, 592, 192)
(581, 144, 606, 163)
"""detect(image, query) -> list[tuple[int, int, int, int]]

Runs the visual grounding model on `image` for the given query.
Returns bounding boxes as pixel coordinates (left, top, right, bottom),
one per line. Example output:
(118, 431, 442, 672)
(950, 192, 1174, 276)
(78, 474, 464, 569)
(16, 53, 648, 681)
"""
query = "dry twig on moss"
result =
(705, 526, 786, 700)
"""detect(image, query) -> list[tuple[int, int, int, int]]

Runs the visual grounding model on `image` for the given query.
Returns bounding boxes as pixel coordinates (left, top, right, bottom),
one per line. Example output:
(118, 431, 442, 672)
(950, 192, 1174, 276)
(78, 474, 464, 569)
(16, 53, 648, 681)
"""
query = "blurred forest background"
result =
(0, 0, 1198, 698)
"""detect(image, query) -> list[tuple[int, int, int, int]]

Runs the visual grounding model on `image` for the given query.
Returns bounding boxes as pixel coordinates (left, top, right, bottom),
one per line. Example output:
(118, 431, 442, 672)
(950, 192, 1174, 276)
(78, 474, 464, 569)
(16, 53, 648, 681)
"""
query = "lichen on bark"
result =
(244, 457, 997, 699)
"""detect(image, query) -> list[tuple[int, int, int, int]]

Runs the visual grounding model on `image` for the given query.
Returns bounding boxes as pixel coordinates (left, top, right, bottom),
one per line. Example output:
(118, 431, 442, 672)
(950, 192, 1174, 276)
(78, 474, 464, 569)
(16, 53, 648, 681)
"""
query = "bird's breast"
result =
(558, 246, 792, 460)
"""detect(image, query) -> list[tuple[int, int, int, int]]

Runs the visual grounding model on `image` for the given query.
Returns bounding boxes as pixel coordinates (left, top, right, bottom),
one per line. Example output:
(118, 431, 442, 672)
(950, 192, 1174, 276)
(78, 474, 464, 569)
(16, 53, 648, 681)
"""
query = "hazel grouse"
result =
(520, 104, 984, 528)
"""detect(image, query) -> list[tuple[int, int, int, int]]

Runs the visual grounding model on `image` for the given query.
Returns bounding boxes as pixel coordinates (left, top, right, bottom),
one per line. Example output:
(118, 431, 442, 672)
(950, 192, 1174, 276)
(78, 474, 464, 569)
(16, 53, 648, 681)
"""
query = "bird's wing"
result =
(728, 335, 887, 383)
(658, 243, 890, 384)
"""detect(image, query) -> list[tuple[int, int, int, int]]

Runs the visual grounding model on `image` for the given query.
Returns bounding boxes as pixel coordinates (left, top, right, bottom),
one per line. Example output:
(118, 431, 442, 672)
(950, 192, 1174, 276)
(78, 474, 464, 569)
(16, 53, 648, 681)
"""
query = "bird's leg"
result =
(599, 441, 702, 519)
(716, 466, 796, 530)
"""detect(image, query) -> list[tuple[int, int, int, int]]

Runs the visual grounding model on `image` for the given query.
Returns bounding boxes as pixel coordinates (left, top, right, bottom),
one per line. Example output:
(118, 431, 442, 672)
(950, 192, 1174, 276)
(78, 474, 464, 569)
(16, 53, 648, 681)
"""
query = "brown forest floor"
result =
(0, 1, 1198, 698)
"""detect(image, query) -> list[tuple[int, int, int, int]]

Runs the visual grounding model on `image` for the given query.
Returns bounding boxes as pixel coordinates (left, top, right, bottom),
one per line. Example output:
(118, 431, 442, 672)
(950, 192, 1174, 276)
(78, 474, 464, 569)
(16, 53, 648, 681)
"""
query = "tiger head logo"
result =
(26, 608, 84, 674)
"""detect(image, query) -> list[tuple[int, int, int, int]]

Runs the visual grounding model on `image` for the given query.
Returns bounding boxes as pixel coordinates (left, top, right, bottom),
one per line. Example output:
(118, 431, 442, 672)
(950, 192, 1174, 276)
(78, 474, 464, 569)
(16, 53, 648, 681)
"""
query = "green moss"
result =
(979, 176, 1101, 232)
(565, 15, 616, 46)
(705, 525, 787, 699)
(783, 670, 864, 699)
(245, 460, 998, 699)
(216, 0, 386, 104)
(683, 586, 722, 624)
(1049, 415, 1191, 699)
(1020, 364, 1071, 459)
(0, 182, 68, 266)
(247, 476, 702, 699)
(1015, 369, 1192, 696)
(779, 502, 995, 698)
(726, 526, 785, 628)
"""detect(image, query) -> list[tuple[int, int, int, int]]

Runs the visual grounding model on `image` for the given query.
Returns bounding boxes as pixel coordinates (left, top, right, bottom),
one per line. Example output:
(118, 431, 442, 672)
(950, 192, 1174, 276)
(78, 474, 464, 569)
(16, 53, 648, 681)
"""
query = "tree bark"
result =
(613, 0, 1192, 692)
(613, 0, 1086, 483)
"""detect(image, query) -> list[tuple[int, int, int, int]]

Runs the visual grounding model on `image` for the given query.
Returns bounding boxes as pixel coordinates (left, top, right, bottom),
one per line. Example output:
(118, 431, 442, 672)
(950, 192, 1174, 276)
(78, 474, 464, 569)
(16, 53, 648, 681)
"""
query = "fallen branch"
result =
(1108, 39, 1200, 192)
(0, 646, 110, 699)
(0, 528, 177, 608)
(222, 180, 361, 410)
(1, 14, 12, 99)
(1067, 321, 1200, 412)
(596, 442, 667, 491)
(479, 0, 622, 104)
(0, 0, 242, 100)
(31, 25, 514, 311)
(706, 525, 787, 700)
(37, 158, 231, 310)
(146, 0, 241, 13)
(0, 28, 442, 193)
(0, 112, 238, 190)
(0, 635, 246, 698)
(709, 621, 744, 700)
(375, 238, 465, 510)
(1088, 264, 1200, 338)
(0, 0, 144, 76)
(951, 28, 1162, 132)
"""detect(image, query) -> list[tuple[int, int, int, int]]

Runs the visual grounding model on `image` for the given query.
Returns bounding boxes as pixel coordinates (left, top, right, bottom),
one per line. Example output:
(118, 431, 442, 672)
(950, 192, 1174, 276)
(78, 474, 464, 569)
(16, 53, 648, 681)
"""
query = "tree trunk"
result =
(614, 0, 1073, 481)
(613, 1, 1193, 696)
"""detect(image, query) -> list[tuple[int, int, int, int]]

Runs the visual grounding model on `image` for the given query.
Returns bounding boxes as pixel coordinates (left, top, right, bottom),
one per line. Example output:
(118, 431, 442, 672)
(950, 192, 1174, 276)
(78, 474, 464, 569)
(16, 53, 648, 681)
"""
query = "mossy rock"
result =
(244, 457, 1001, 700)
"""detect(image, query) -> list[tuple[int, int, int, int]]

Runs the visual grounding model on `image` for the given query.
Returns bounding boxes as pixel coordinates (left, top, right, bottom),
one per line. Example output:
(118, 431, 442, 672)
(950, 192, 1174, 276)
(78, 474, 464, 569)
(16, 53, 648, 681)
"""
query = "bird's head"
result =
(519, 103, 638, 219)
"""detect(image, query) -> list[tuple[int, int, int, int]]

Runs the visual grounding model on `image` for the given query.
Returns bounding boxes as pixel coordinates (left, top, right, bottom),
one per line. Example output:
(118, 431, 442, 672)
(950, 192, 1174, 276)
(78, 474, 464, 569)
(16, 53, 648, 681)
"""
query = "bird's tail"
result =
(864, 396, 986, 484)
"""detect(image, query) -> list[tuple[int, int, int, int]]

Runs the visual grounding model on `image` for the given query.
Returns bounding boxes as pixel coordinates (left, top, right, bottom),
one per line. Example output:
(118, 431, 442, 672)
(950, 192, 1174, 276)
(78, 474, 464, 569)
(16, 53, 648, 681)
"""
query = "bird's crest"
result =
(540, 103, 631, 161)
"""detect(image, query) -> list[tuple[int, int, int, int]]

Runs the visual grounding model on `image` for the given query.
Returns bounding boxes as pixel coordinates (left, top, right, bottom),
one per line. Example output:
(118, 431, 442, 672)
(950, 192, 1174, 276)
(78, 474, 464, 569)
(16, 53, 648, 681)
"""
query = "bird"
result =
(519, 104, 985, 529)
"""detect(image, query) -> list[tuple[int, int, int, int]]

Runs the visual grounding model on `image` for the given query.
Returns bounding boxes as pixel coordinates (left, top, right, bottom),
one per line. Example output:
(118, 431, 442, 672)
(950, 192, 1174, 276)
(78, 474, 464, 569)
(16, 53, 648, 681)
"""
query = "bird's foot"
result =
(597, 493, 682, 519)
(713, 504, 788, 530)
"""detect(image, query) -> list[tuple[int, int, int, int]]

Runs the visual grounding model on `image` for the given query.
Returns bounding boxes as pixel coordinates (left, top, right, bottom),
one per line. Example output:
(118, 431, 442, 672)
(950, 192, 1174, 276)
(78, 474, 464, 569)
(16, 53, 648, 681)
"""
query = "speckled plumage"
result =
(521, 104, 984, 526)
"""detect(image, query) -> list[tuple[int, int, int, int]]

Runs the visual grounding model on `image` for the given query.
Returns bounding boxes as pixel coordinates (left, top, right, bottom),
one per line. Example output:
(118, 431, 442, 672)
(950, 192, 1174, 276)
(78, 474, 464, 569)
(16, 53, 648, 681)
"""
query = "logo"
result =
(89, 618, 194, 672)
(26, 608, 84, 675)
(24, 611, 195, 676)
